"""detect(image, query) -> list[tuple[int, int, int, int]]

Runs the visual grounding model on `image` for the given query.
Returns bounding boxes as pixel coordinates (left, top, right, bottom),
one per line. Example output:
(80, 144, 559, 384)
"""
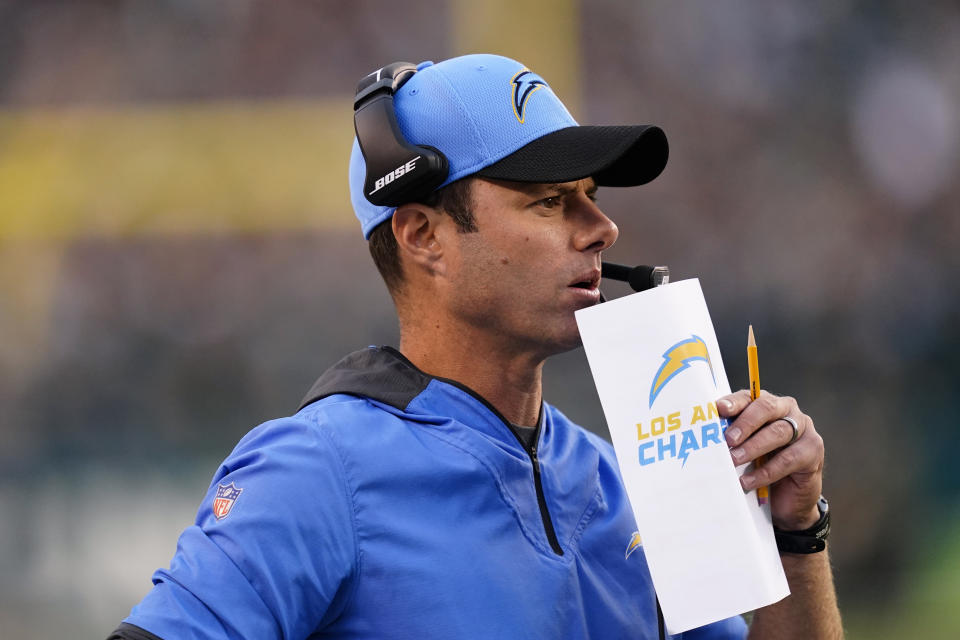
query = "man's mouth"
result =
(568, 270, 601, 291)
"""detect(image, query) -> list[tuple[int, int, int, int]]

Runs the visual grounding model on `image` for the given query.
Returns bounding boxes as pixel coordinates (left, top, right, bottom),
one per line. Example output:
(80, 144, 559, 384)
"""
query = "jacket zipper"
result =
(378, 350, 564, 557)
(528, 443, 564, 556)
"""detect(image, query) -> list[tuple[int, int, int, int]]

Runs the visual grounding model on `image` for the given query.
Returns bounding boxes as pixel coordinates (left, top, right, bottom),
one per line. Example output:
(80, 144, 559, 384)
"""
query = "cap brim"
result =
(475, 125, 668, 187)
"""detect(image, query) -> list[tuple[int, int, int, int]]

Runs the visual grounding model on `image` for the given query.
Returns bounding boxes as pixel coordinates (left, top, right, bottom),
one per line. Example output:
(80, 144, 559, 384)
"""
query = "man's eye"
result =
(538, 196, 561, 208)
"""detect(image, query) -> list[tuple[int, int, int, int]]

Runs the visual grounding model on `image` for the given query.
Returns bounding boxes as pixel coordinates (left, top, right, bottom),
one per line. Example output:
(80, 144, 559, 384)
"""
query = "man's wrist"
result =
(774, 504, 821, 531)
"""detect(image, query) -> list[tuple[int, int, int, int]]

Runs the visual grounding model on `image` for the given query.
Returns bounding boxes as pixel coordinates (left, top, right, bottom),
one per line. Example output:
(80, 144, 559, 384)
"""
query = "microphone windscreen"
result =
(628, 265, 655, 292)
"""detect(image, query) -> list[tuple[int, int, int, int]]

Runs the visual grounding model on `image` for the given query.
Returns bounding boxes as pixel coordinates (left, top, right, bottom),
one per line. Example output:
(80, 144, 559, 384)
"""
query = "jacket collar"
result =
(299, 346, 542, 449)
(299, 346, 432, 412)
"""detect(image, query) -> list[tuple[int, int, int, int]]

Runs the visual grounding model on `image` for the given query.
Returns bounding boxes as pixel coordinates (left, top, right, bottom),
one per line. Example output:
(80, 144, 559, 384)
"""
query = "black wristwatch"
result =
(774, 495, 830, 554)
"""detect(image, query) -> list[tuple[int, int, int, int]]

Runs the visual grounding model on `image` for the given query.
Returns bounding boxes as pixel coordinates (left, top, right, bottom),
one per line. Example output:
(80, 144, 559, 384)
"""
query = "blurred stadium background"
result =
(1, 1, 958, 637)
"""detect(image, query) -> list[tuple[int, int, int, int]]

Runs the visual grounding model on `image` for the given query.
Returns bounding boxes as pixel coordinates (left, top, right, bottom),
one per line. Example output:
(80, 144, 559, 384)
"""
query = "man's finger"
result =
(729, 414, 807, 466)
(740, 428, 824, 490)
(723, 390, 796, 447)
(717, 389, 751, 418)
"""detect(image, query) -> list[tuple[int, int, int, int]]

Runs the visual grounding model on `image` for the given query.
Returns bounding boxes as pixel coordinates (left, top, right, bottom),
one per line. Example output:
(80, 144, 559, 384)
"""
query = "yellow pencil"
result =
(747, 325, 768, 505)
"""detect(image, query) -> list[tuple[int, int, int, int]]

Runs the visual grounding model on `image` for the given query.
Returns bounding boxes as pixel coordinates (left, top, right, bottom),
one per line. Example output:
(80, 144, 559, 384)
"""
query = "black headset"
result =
(353, 62, 449, 207)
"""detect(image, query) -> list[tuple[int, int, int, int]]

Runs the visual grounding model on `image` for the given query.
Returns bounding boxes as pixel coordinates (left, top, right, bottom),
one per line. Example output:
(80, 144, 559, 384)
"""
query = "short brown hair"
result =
(368, 178, 477, 295)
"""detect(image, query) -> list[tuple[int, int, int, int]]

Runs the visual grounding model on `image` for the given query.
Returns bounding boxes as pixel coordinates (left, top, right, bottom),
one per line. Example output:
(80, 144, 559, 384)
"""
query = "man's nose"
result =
(574, 198, 619, 253)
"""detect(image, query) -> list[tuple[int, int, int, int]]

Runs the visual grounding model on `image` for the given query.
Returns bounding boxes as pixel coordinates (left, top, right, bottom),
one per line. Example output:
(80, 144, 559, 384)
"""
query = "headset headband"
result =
(353, 62, 449, 207)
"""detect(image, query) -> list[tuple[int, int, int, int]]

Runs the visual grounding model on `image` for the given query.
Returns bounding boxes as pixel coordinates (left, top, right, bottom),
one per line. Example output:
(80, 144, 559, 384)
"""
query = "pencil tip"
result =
(748, 324, 756, 346)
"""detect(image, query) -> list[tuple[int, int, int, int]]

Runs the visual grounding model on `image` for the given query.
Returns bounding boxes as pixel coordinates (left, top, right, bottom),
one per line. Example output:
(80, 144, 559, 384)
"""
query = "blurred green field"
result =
(846, 510, 960, 639)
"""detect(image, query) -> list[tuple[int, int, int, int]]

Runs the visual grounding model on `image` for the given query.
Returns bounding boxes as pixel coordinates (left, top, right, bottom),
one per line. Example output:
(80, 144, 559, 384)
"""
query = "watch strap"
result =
(774, 495, 830, 554)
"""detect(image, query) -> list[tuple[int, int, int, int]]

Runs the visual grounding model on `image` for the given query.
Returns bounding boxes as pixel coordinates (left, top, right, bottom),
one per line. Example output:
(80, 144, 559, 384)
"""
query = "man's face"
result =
(440, 177, 619, 358)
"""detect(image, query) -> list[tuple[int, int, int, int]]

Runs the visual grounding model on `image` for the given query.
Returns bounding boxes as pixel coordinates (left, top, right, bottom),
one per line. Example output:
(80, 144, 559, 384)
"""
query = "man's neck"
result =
(398, 328, 545, 427)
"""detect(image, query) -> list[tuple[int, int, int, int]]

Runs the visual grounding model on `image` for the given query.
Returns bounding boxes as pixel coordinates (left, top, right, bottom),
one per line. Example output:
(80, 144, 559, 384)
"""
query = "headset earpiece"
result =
(353, 62, 449, 207)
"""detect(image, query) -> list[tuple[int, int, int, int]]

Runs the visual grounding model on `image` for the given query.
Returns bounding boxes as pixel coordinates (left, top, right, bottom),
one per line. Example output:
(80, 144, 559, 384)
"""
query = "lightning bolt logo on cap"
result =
(510, 69, 547, 123)
(649, 335, 716, 408)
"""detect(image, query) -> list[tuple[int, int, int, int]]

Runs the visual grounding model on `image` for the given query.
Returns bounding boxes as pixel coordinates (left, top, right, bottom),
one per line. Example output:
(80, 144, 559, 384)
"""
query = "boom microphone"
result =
(601, 262, 670, 292)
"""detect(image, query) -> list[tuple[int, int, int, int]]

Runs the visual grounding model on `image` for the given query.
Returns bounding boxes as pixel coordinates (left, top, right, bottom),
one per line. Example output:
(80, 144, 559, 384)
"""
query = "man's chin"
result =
(542, 331, 584, 359)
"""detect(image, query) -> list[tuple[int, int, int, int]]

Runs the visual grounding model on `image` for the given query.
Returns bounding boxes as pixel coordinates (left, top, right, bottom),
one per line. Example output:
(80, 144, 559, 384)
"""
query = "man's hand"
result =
(717, 389, 824, 531)
(718, 390, 843, 638)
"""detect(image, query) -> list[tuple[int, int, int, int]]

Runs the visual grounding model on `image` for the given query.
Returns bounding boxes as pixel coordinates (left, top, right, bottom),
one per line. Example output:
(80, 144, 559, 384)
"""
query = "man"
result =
(110, 54, 842, 639)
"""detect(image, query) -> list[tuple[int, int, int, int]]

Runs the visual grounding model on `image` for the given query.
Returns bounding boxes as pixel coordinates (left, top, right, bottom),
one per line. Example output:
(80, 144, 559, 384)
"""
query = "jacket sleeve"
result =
(682, 614, 749, 639)
(113, 417, 359, 640)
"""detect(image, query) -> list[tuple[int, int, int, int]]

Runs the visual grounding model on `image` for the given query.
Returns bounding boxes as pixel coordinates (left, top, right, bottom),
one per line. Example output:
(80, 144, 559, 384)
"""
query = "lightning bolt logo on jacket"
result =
(625, 532, 643, 559)
(511, 69, 547, 123)
(649, 335, 716, 407)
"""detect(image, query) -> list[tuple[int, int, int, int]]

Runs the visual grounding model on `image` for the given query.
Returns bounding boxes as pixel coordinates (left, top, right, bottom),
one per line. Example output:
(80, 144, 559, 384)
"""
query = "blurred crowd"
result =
(1, 1, 957, 637)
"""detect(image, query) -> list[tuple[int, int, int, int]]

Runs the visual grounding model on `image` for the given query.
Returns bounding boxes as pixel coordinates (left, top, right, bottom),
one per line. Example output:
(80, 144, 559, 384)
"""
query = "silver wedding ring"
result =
(781, 416, 800, 445)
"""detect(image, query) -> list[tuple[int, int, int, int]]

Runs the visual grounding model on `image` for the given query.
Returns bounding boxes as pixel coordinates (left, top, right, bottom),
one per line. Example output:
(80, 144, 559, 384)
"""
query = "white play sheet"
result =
(576, 279, 788, 633)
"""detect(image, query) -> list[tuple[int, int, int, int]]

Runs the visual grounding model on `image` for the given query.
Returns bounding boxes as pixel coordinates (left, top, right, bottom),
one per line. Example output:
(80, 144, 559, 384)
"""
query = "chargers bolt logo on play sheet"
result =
(649, 335, 715, 407)
(213, 482, 243, 520)
(638, 335, 727, 468)
(511, 68, 547, 123)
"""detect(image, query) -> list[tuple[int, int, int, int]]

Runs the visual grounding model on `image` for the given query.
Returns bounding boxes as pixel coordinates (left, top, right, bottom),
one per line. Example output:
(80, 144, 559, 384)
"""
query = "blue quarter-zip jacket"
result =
(115, 346, 747, 639)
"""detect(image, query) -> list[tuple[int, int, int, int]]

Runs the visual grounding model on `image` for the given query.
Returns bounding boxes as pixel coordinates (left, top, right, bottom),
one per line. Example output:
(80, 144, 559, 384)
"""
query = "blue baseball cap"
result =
(349, 54, 668, 239)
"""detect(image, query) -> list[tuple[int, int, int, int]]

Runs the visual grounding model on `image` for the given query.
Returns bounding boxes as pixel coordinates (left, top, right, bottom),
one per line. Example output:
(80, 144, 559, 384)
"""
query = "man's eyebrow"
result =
(549, 183, 579, 196)
(522, 181, 596, 197)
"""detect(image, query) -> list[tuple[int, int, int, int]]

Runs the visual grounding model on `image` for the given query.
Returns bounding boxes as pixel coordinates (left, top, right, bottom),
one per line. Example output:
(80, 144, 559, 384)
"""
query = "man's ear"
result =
(392, 204, 447, 275)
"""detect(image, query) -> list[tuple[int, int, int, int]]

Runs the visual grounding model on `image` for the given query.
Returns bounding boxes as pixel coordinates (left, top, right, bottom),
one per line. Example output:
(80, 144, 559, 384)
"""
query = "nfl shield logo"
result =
(213, 482, 243, 520)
